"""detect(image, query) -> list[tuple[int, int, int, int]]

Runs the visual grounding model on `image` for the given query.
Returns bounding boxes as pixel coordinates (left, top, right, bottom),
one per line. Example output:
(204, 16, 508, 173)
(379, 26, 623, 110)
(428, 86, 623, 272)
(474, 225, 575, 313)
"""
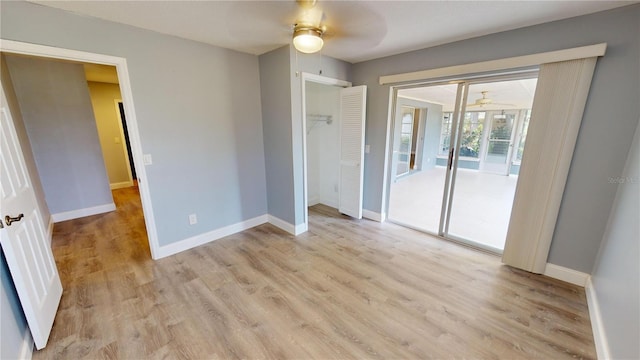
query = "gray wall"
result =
(1, 1, 267, 247)
(6, 55, 114, 215)
(420, 102, 442, 171)
(352, 4, 640, 273)
(260, 45, 351, 226)
(590, 122, 639, 360)
(0, 55, 50, 224)
(259, 46, 294, 223)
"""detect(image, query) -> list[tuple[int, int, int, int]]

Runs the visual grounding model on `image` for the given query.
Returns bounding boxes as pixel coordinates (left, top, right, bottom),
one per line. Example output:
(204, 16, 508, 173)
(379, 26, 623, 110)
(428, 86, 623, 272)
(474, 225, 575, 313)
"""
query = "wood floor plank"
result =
(33, 188, 596, 359)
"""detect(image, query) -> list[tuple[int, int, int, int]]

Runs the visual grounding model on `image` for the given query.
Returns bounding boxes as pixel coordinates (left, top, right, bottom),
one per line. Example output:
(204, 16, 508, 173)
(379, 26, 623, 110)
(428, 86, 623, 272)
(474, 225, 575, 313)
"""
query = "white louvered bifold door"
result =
(339, 86, 367, 219)
(0, 85, 62, 349)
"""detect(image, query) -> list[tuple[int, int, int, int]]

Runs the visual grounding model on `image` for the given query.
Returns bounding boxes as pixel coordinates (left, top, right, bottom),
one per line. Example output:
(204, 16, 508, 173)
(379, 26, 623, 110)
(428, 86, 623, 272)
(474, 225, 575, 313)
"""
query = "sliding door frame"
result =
(385, 71, 539, 254)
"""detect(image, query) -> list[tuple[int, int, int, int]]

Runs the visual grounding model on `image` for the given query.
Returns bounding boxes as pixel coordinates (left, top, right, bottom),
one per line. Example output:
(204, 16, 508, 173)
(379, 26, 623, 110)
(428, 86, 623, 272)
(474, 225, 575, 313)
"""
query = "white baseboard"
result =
(308, 197, 319, 207)
(308, 199, 338, 209)
(267, 215, 308, 235)
(320, 199, 338, 209)
(362, 209, 383, 222)
(543, 263, 589, 287)
(294, 222, 308, 235)
(110, 181, 134, 189)
(18, 328, 33, 360)
(586, 277, 611, 360)
(155, 214, 269, 259)
(267, 215, 295, 234)
(51, 203, 116, 223)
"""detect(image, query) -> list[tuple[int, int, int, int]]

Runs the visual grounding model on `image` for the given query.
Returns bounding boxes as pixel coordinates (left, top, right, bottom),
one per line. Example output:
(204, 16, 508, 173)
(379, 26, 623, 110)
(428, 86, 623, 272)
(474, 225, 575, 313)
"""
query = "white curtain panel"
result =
(502, 57, 598, 273)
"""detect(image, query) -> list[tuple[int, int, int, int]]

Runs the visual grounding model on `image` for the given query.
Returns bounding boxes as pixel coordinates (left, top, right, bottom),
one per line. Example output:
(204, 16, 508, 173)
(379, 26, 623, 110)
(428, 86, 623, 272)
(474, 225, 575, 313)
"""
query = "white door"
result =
(0, 86, 62, 350)
(480, 110, 518, 175)
(395, 106, 415, 177)
(338, 85, 367, 219)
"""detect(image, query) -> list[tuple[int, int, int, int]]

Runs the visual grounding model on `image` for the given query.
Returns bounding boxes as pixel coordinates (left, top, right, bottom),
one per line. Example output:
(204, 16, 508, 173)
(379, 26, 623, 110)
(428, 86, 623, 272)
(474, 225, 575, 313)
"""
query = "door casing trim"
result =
(0, 39, 161, 259)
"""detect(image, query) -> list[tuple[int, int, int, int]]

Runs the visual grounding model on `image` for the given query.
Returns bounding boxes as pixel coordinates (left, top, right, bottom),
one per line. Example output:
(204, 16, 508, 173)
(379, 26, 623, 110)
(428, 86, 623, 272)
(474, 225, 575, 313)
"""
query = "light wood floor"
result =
(34, 186, 596, 359)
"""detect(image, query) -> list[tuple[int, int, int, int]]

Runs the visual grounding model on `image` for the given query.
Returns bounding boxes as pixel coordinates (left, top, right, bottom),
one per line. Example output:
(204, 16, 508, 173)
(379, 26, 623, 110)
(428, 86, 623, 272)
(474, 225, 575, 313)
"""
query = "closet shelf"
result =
(307, 114, 333, 124)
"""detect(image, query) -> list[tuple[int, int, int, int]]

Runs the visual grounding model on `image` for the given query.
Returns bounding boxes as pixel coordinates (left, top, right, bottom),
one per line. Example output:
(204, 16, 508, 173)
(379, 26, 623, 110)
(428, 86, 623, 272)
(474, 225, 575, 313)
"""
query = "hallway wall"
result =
(87, 81, 131, 187)
(5, 55, 113, 216)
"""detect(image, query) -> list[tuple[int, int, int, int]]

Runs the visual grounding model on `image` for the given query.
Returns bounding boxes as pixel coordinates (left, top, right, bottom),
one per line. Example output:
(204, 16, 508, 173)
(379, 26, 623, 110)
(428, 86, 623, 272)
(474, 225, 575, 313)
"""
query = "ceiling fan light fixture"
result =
(293, 26, 324, 54)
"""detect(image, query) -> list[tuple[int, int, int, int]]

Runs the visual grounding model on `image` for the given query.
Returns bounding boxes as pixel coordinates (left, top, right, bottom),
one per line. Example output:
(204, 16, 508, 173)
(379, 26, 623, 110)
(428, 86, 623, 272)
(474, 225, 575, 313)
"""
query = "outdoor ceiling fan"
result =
(467, 91, 514, 108)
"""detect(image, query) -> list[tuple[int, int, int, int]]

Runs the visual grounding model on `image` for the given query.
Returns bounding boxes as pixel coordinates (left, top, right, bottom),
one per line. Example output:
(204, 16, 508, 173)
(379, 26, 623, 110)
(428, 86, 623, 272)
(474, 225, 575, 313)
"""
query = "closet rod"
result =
(307, 114, 333, 124)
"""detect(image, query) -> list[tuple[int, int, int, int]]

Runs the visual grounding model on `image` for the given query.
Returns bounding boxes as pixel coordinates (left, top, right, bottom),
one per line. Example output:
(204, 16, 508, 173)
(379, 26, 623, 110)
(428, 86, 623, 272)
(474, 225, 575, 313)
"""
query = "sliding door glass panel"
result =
(459, 111, 485, 159)
(388, 84, 459, 234)
(446, 78, 537, 251)
(515, 110, 532, 163)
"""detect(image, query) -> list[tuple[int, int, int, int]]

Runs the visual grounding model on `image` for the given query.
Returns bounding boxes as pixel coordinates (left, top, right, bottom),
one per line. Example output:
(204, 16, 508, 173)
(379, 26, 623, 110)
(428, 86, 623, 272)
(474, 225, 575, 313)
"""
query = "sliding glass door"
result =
(387, 74, 538, 252)
(388, 84, 460, 234)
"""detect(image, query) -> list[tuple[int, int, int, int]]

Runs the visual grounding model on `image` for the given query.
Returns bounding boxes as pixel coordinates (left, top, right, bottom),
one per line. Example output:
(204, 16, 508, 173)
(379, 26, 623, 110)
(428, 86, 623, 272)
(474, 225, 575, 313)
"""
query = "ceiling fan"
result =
(292, 0, 326, 53)
(289, 0, 387, 54)
(467, 91, 514, 108)
(227, 0, 386, 55)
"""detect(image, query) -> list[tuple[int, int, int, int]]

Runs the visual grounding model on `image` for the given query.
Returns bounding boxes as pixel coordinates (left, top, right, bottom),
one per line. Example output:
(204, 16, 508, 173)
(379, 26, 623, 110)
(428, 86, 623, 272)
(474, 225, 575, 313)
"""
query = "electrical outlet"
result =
(189, 214, 197, 225)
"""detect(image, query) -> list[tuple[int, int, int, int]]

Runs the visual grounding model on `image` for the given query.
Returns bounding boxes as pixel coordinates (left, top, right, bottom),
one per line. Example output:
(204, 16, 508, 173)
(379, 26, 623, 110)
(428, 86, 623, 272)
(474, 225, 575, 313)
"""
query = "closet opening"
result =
(303, 77, 346, 225)
(300, 73, 369, 230)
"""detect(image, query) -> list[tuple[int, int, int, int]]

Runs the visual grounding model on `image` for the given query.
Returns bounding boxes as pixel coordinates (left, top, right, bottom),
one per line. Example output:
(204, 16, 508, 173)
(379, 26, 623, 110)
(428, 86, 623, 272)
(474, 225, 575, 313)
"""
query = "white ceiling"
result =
(28, 0, 635, 63)
(400, 78, 538, 112)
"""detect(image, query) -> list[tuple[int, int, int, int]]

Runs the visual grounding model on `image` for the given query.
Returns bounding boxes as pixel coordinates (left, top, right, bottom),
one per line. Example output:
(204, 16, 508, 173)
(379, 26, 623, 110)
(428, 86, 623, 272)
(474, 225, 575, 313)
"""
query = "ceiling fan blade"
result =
(296, 0, 317, 9)
(466, 103, 519, 110)
(225, 1, 299, 52)
(296, 5, 324, 27)
(319, 2, 387, 49)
